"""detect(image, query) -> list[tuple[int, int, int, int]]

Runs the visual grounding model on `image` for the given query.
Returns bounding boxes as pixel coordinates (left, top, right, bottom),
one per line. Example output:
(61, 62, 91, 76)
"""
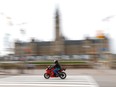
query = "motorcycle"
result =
(44, 65, 67, 79)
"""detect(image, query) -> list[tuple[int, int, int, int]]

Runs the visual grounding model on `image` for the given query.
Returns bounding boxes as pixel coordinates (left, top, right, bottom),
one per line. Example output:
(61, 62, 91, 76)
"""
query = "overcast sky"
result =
(0, 0, 116, 55)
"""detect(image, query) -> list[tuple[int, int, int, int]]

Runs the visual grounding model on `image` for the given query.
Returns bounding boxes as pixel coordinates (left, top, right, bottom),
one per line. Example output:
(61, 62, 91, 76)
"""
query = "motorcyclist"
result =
(53, 60, 61, 76)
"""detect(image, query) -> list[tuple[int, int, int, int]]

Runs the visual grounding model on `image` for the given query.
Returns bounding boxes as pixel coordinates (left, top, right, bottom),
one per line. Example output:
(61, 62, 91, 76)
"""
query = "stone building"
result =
(14, 9, 110, 60)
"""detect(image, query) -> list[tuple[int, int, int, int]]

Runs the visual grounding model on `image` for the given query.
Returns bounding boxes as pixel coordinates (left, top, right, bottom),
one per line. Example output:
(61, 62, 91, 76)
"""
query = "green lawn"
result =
(28, 61, 88, 65)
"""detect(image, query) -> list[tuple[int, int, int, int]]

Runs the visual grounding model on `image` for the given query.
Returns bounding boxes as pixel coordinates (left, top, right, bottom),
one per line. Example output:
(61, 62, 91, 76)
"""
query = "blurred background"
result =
(0, 0, 116, 72)
(0, 1, 116, 87)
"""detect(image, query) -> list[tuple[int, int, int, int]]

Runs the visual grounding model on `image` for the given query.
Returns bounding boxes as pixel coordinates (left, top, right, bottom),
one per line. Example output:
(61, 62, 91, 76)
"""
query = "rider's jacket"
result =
(54, 62, 61, 69)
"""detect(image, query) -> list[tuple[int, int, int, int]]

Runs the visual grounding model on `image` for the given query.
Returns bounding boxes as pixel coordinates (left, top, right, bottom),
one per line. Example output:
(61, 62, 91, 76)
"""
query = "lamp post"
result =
(19, 29, 26, 74)
(0, 12, 14, 56)
(101, 15, 115, 68)
(17, 22, 27, 74)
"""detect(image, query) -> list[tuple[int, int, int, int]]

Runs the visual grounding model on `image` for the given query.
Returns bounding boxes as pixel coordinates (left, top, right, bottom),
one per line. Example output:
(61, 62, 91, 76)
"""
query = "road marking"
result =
(0, 84, 98, 87)
(0, 75, 99, 87)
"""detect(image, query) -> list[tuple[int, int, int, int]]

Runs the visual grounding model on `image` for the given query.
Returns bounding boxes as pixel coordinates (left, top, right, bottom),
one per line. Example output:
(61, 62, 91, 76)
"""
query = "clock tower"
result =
(51, 8, 64, 55)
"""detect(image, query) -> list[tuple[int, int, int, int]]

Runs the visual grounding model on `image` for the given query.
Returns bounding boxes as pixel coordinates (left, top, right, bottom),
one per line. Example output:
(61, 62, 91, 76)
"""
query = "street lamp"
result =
(19, 29, 26, 74)
(101, 15, 115, 67)
(0, 12, 14, 56)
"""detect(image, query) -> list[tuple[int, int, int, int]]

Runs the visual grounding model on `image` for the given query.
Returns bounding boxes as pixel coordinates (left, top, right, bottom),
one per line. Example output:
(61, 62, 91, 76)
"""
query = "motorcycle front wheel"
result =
(59, 72, 67, 79)
(44, 73, 50, 79)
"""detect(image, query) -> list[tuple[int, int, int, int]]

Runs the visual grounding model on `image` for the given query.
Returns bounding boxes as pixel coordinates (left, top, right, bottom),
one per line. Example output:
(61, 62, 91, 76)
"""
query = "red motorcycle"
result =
(44, 65, 67, 79)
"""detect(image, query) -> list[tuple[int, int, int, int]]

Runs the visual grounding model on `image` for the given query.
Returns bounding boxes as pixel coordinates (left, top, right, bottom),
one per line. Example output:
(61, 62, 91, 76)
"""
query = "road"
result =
(0, 69, 116, 87)
(0, 75, 99, 87)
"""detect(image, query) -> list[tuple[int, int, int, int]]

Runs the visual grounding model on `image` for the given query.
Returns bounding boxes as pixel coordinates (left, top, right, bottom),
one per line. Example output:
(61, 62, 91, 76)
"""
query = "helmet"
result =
(54, 60, 58, 63)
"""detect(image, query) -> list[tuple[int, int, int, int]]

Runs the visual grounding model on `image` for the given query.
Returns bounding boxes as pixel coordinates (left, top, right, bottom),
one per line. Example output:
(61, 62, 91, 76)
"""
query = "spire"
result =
(55, 7, 61, 41)
(55, 4, 59, 16)
(56, 7, 59, 17)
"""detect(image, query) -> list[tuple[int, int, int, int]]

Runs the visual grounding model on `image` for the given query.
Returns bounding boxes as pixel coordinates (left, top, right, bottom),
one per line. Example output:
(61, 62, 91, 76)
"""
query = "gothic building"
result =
(14, 9, 110, 60)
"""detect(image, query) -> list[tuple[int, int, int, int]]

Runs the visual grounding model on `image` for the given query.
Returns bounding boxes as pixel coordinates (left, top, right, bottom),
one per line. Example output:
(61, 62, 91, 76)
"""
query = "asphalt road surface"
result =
(0, 68, 116, 87)
(0, 75, 99, 87)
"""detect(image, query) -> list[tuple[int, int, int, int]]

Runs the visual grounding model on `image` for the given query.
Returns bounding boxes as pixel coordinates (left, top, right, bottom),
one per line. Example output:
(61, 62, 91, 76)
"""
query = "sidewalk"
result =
(0, 68, 116, 75)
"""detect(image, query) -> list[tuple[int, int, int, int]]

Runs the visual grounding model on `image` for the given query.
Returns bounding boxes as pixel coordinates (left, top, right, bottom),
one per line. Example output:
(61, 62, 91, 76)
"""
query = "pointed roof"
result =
(55, 5, 60, 18)
(56, 7, 59, 16)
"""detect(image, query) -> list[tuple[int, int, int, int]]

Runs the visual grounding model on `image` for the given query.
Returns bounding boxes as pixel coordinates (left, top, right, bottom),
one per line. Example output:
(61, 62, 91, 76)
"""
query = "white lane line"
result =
(0, 75, 99, 87)
(0, 84, 98, 87)
(86, 76, 99, 87)
(0, 82, 97, 85)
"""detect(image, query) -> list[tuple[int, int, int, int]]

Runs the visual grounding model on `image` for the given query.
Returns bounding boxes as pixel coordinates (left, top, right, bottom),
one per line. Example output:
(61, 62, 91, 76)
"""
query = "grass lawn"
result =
(28, 61, 88, 65)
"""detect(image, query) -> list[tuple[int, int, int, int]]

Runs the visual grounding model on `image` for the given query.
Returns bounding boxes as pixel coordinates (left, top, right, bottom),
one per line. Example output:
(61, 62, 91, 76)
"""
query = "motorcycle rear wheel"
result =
(44, 73, 50, 79)
(59, 72, 66, 79)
